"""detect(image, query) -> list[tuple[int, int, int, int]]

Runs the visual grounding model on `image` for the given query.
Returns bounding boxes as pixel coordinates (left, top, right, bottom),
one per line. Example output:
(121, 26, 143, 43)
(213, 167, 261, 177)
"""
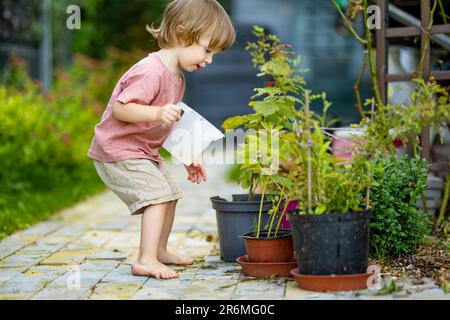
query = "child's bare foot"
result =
(131, 259, 179, 279)
(158, 250, 193, 265)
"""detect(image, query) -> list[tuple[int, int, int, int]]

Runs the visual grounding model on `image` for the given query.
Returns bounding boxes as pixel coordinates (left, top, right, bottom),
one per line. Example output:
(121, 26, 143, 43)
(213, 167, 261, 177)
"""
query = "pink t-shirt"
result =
(87, 53, 185, 163)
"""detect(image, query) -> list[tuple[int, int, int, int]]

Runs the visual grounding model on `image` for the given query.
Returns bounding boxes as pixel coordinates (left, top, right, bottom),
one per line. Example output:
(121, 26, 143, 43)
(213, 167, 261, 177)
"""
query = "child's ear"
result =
(175, 25, 188, 46)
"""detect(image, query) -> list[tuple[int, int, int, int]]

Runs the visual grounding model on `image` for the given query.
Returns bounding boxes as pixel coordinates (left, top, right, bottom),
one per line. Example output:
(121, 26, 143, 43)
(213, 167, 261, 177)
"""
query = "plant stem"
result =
(331, 0, 382, 107)
(418, 0, 437, 79)
(354, 49, 368, 120)
(275, 198, 290, 236)
(363, 0, 383, 107)
(417, 1, 438, 215)
(331, 0, 368, 44)
(436, 172, 450, 228)
(412, 137, 418, 158)
(412, 137, 429, 212)
(421, 192, 429, 213)
(249, 176, 255, 200)
(366, 162, 372, 210)
(256, 177, 268, 238)
(267, 192, 284, 238)
(267, 176, 291, 237)
(270, 178, 289, 201)
(437, 0, 448, 24)
(306, 91, 313, 214)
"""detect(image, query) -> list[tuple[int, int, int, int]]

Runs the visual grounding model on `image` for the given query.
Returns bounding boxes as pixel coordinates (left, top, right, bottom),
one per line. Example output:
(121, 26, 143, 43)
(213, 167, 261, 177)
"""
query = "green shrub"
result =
(0, 66, 98, 192)
(369, 155, 433, 261)
(0, 59, 106, 238)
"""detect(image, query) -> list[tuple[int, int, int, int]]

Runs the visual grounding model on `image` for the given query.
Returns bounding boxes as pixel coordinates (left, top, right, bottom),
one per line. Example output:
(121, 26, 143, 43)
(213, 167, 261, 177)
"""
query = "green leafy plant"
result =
(223, 26, 371, 238)
(376, 278, 403, 296)
(289, 92, 371, 215)
(221, 24, 446, 260)
(222, 25, 305, 183)
(332, 0, 383, 111)
(238, 29, 371, 218)
(361, 78, 450, 157)
(222, 26, 306, 238)
(369, 155, 432, 261)
(358, 78, 450, 222)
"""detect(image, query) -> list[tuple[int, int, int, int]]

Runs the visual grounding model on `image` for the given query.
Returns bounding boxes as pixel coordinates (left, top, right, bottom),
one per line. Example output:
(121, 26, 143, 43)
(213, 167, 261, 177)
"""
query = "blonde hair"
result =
(147, 0, 236, 52)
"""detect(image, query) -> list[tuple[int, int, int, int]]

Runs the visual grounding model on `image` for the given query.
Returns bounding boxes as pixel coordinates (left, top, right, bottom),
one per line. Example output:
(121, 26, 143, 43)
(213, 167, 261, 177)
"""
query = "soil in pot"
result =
(289, 211, 372, 275)
(241, 230, 293, 263)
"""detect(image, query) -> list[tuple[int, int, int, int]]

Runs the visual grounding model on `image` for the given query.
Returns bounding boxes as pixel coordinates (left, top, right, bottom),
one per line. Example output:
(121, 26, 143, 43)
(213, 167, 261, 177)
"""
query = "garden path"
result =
(0, 161, 448, 300)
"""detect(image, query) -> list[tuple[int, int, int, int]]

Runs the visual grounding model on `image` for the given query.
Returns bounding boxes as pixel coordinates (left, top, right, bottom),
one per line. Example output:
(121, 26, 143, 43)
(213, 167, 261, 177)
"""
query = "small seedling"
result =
(376, 278, 403, 295)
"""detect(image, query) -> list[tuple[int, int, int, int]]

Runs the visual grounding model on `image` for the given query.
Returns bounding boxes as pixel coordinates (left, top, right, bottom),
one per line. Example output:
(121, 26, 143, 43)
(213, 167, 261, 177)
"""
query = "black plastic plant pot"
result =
(210, 194, 274, 262)
(288, 210, 372, 275)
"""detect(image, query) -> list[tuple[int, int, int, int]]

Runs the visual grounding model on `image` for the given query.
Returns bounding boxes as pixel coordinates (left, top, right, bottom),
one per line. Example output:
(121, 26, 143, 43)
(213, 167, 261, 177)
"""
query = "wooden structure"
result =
(374, 0, 450, 161)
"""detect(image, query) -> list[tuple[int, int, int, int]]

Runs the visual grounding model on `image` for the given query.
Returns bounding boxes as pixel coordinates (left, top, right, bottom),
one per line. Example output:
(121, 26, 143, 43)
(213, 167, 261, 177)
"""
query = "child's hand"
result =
(158, 104, 181, 126)
(184, 162, 207, 184)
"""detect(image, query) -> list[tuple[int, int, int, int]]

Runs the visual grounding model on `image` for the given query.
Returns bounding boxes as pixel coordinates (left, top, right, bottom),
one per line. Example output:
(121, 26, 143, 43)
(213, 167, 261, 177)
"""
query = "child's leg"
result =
(131, 203, 178, 279)
(157, 200, 193, 265)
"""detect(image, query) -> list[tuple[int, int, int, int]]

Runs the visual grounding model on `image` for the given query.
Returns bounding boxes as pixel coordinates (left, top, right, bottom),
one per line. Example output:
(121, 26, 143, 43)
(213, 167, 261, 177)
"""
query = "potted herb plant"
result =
(210, 194, 275, 262)
(211, 26, 305, 274)
(284, 89, 374, 291)
(288, 75, 450, 291)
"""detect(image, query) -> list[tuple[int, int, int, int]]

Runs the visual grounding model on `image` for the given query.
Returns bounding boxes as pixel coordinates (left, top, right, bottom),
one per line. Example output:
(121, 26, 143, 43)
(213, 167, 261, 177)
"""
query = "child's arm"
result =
(113, 101, 181, 125)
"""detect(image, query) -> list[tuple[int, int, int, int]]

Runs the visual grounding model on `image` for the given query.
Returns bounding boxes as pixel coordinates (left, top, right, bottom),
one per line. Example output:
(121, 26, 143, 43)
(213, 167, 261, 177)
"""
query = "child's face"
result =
(177, 33, 216, 72)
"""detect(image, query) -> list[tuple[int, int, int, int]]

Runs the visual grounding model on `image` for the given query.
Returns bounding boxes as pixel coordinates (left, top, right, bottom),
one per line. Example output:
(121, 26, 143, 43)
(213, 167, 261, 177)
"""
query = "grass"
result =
(0, 164, 106, 240)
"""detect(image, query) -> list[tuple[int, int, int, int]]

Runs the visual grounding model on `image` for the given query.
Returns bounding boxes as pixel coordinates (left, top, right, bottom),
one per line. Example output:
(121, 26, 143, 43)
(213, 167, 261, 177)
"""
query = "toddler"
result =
(87, 0, 235, 279)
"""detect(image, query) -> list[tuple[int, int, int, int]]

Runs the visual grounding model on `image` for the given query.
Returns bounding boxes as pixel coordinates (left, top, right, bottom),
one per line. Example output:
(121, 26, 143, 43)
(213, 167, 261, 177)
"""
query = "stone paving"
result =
(0, 162, 448, 300)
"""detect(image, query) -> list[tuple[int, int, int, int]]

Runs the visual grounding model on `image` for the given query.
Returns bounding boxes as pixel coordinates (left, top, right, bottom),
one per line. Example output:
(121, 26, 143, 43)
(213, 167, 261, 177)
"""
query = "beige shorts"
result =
(93, 158, 182, 215)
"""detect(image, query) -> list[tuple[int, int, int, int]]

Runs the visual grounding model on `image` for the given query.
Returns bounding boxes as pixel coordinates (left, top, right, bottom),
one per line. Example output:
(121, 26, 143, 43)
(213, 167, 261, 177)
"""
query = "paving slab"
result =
(1, 162, 448, 300)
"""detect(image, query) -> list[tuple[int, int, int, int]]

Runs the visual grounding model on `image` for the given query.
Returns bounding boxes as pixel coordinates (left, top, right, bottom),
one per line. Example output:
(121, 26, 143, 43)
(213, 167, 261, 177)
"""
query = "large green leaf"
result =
(250, 101, 279, 116)
(222, 114, 259, 129)
(251, 87, 282, 99)
(271, 175, 292, 190)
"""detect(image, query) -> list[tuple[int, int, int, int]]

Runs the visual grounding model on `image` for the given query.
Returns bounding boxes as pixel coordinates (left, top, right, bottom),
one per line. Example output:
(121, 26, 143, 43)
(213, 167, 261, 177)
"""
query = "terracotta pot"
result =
(237, 255, 296, 277)
(210, 194, 274, 262)
(290, 268, 371, 292)
(241, 230, 293, 263)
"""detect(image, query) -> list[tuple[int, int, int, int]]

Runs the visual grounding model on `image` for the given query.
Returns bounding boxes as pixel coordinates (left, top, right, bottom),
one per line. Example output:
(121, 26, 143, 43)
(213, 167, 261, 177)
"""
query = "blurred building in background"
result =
(2, 0, 449, 128)
(0, 0, 372, 126)
(0, 0, 48, 87)
(185, 0, 373, 128)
